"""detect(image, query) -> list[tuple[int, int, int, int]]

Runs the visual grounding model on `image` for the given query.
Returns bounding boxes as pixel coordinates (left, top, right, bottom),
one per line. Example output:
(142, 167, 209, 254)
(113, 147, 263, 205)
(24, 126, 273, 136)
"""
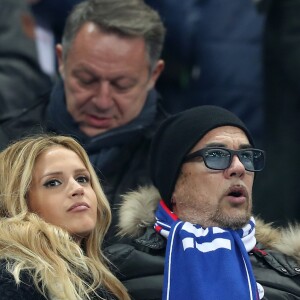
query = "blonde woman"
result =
(0, 135, 130, 300)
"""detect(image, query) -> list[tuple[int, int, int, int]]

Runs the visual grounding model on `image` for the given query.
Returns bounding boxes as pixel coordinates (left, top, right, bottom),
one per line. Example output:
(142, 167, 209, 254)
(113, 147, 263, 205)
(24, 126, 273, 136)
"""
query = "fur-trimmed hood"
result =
(118, 185, 300, 264)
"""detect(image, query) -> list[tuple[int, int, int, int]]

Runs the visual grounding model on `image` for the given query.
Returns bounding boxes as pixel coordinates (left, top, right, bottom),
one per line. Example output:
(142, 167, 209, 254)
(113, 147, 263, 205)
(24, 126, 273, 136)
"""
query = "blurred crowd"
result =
(1, 0, 300, 227)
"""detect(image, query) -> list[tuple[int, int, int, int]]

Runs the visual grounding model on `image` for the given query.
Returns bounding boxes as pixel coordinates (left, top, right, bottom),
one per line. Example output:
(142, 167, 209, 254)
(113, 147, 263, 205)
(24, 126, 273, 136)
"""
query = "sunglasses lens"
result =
(204, 149, 231, 170)
(240, 149, 265, 171)
(185, 147, 265, 172)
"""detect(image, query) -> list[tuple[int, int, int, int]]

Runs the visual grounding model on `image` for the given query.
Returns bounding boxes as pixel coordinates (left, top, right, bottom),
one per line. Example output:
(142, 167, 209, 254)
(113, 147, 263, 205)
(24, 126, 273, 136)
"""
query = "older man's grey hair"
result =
(61, 0, 166, 71)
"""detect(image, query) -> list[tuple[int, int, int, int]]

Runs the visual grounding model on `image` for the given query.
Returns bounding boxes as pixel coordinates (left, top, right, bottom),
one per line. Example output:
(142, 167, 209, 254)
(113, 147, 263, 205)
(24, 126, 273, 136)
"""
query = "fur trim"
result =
(118, 186, 300, 263)
(273, 223, 300, 263)
(255, 218, 281, 248)
(118, 186, 161, 237)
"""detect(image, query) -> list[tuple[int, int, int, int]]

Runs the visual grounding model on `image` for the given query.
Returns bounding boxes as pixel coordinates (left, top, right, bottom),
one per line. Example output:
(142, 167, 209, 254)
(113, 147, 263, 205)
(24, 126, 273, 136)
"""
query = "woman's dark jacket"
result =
(105, 186, 300, 300)
(0, 261, 116, 300)
(0, 261, 47, 300)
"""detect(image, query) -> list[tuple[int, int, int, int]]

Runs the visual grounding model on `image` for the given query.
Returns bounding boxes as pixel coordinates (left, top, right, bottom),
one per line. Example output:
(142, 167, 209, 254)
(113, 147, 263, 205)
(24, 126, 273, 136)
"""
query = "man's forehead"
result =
(74, 21, 142, 43)
(194, 126, 250, 148)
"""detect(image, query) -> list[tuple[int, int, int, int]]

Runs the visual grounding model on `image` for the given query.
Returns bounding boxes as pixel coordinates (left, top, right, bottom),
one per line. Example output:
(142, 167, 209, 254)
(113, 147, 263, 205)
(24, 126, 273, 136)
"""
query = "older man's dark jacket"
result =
(0, 79, 167, 242)
(106, 186, 300, 300)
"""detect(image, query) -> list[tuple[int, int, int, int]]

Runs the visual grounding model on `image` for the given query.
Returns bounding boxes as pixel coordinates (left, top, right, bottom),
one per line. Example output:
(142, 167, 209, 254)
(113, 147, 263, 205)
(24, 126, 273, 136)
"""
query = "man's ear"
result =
(171, 194, 178, 215)
(56, 44, 65, 79)
(171, 196, 176, 205)
(147, 59, 165, 90)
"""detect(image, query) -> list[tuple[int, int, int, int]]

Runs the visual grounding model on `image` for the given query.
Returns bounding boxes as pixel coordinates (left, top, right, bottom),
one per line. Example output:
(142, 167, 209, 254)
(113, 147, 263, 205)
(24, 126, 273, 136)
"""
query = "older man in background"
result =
(1, 0, 166, 242)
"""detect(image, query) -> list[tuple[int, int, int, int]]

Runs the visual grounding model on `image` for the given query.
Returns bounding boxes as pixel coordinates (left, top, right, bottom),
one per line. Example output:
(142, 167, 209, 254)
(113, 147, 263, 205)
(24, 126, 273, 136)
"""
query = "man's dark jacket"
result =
(106, 186, 300, 300)
(0, 79, 167, 242)
(0, 0, 50, 146)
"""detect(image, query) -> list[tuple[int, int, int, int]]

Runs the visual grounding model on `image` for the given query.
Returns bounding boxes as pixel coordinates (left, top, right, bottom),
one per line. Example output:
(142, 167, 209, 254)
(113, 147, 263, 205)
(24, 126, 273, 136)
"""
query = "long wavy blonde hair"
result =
(0, 135, 130, 300)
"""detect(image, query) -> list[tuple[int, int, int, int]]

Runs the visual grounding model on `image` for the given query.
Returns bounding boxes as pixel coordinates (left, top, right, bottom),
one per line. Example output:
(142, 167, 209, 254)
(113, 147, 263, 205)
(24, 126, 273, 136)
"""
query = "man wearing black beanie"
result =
(106, 106, 300, 300)
(150, 105, 255, 209)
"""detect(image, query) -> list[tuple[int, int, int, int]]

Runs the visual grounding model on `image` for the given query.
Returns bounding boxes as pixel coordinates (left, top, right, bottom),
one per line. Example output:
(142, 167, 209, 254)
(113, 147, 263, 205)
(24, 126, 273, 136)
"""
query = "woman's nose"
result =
(70, 180, 84, 197)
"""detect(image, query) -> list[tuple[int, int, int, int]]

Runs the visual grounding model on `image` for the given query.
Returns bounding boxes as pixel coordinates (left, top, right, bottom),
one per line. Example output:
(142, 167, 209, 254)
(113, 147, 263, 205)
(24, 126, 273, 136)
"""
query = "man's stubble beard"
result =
(210, 199, 252, 229)
(176, 193, 252, 229)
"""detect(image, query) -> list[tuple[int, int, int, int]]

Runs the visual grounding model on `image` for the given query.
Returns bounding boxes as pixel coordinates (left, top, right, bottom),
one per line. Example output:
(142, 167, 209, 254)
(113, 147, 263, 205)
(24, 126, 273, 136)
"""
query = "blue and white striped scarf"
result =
(154, 200, 263, 300)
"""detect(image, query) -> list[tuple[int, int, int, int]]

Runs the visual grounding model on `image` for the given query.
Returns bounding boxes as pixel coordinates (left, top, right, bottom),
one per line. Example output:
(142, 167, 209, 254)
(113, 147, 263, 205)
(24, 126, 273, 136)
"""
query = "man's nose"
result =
(224, 155, 245, 178)
(92, 81, 113, 109)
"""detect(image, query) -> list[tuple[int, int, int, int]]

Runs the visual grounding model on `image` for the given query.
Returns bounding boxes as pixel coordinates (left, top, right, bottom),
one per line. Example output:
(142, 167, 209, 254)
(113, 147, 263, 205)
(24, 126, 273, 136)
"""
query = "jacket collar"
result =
(118, 185, 300, 264)
(46, 77, 159, 147)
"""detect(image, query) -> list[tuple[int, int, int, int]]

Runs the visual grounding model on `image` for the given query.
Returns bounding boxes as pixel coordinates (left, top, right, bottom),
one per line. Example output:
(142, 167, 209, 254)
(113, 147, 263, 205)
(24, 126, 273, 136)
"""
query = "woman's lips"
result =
(68, 202, 90, 212)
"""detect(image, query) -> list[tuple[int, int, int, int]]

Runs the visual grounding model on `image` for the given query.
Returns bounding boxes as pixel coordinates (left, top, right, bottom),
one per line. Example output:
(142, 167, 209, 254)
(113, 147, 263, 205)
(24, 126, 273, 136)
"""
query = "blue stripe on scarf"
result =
(154, 201, 259, 300)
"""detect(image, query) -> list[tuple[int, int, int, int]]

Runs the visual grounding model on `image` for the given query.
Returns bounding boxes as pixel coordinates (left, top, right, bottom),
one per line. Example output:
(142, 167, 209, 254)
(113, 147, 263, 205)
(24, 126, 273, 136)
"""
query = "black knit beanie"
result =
(150, 105, 254, 209)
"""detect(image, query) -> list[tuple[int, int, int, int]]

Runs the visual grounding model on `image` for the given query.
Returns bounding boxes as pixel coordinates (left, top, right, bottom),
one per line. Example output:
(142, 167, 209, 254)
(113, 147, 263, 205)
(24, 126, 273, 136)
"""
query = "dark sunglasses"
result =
(183, 147, 265, 172)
